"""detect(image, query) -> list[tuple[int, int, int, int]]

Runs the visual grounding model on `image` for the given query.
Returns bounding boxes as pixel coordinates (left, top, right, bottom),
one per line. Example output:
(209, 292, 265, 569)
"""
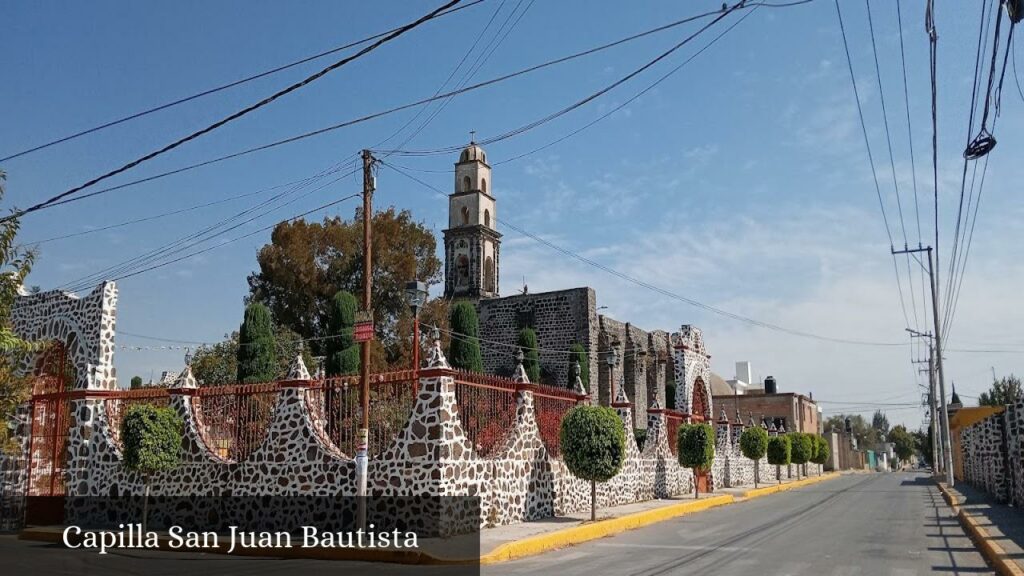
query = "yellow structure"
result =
(949, 406, 1004, 481)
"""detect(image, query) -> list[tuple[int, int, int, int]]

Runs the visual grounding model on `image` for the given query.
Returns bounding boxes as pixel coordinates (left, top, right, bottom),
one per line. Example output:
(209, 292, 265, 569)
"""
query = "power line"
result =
(1, 0, 465, 224)
(834, 0, 912, 331)
(0, 1, 485, 164)
(6, 2, 785, 220)
(383, 160, 910, 348)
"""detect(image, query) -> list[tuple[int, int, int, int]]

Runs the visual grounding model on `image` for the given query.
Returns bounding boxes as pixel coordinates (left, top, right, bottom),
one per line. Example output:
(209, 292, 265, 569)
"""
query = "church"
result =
(441, 142, 691, 430)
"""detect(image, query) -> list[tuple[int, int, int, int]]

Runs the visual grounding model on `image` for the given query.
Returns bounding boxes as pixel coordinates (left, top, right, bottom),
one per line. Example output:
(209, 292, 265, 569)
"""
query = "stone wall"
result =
(959, 401, 1024, 505)
(477, 288, 598, 393)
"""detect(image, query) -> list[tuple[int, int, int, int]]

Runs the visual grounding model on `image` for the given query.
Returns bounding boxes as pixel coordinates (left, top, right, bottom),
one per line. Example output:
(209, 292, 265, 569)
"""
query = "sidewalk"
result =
(939, 481, 1024, 576)
(21, 473, 841, 564)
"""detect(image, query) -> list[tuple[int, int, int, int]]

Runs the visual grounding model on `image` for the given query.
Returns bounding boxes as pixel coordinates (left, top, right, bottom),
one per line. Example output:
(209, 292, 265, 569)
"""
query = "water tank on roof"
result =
(765, 375, 777, 394)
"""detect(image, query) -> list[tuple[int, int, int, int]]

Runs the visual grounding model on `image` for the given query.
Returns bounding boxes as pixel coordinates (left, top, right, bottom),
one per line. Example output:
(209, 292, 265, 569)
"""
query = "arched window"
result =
(460, 206, 470, 225)
(463, 175, 472, 192)
(481, 178, 487, 194)
(484, 209, 491, 228)
(484, 256, 495, 292)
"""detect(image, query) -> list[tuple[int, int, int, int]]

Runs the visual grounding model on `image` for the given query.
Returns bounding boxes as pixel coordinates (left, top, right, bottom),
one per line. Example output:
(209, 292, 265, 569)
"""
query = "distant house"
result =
(710, 361, 821, 433)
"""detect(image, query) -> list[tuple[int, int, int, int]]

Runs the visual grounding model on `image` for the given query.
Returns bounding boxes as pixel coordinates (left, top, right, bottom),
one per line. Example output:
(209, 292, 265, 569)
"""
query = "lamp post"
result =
(404, 280, 428, 393)
(606, 346, 619, 406)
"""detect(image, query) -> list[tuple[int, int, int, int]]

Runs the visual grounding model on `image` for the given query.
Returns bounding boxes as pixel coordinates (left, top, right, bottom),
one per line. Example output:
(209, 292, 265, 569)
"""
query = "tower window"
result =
(481, 178, 487, 194)
(484, 209, 491, 227)
(461, 206, 470, 225)
(484, 256, 495, 293)
(463, 175, 472, 192)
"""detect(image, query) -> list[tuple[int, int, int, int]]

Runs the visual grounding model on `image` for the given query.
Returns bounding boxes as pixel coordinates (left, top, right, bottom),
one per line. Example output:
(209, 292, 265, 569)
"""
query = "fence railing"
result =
(103, 388, 171, 451)
(193, 382, 280, 461)
(533, 384, 585, 458)
(452, 370, 518, 457)
(305, 370, 417, 458)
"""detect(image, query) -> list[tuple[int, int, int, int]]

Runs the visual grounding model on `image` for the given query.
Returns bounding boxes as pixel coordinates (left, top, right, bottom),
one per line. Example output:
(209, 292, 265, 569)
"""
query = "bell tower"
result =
(443, 142, 501, 300)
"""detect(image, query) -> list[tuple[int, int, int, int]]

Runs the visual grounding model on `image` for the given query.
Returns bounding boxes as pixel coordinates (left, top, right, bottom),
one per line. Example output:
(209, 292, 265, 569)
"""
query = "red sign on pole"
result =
(354, 321, 374, 343)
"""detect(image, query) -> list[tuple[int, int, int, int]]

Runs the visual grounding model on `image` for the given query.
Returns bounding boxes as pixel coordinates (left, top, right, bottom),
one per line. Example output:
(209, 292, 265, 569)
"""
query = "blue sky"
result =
(3, 0, 1023, 427)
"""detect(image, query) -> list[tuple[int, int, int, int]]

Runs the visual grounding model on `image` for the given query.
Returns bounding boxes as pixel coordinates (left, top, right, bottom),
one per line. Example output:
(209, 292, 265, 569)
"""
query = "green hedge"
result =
(812, 435, 830, 465)
(789, 432, 813, 465)
(449, 300, 483, 372)
(560, 405, 626, 482)
(739, 426, 769, 461)
(122, 405, 182, 476)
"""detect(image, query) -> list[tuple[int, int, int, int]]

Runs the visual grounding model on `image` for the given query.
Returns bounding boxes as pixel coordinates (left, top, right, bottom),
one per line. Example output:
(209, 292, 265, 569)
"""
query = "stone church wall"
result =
(959, 400, 1024, 505)
(477, 288, 598, 391)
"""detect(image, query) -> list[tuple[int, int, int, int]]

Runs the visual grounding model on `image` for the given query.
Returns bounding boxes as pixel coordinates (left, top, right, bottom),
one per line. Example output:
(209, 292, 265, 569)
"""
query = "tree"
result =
(739, 426, 769, 488)
(871, 410, 890, 436)
(789, 432, 813, 479)
(568, 343, 590, 390)
(913, 427, 933, 467)
(122, 404, 182, 532)
(678, 423, 716, 499)
(130, 376, 143, 390)
(560, 405, 626, 521)
(825, 413, 880, 450)
(979, 375, 1023, 407)
(517, 328, 540, 383)
(767, 435, 791, 484)
(247, 207, 442, 364)
(448, 301, 483, 372)
(811, 435, 830, 468)
(0, 168, 39, 452)
(325, 290, 360, 376)
(236, 302, 277, 383)
(889, 425, 917, 467)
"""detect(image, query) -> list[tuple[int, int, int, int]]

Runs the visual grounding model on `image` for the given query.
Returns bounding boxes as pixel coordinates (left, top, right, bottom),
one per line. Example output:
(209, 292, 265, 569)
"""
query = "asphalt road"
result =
(488, 472, 993, 576)
(0, 472, 993, 575)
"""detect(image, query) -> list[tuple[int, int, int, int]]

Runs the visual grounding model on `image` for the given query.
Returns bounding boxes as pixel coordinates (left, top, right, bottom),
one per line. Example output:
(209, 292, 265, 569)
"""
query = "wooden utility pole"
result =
(357, 149, 375, 526)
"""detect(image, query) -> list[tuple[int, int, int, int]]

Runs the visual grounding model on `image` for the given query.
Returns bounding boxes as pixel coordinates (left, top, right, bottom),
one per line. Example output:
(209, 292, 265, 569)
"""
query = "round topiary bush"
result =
(739, 426, 769, 487)
(789, 432, 813, 479)
(677, 422, 716, 498)
(122, 404, 183, 531)
(812, 435, 830, 468)
(560, 405, 626, 520)
(766, 435, 791, 484)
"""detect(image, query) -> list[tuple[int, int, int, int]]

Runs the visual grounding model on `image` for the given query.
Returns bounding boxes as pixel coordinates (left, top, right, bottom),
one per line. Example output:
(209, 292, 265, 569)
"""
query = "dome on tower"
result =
(459, 142, 487, 164)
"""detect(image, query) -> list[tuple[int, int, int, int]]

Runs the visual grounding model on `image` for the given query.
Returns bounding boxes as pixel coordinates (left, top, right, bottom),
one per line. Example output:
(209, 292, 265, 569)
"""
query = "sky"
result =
(3, 0, 1023, 429)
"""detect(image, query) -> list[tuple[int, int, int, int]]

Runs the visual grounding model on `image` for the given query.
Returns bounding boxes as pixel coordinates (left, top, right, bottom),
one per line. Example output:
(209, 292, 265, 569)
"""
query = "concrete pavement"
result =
(486, 472, 993, 575)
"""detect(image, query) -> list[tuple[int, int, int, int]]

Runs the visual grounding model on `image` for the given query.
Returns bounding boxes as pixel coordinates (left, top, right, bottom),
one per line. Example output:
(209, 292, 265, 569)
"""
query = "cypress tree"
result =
(236, 302, 278, 383)
(448, 301, 483, 372)
(568, 343, 589, 389)
(325, 290, 360, 376)
(517, 327, 541, 383)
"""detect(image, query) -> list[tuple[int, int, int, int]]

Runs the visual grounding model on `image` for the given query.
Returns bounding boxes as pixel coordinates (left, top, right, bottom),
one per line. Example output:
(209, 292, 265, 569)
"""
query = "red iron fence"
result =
(193, 382, 279, 461)
(532, 384, 585, 458)
(305, 370, 416, 457)
(452, 371, 518, 457)
(102, 388, 171, 452)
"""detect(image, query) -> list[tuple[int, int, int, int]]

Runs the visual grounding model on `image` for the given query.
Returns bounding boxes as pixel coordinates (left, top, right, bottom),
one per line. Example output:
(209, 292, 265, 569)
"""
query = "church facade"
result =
(442, 143, 692, 430)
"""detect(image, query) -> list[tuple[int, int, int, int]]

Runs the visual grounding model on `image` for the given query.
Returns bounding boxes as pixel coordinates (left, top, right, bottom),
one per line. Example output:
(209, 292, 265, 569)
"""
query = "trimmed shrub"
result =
(448, 301, 483, 372)
(790, 432, 813, 479)
(326, 290, 360, 376)
(517, 328, 541, 383)
(130, 376, 143, 390)
(568, 343, 590, 389)
(812, 435, 831, 466)
(677, 422, 715, 498)
(633, 428, 647, 451)
(122, 404, 182, 531)
(237, 302, 278, 383)
(767, 435, 791, 484)
(560, 405, 627, 521)
(739, 426, 769, 487)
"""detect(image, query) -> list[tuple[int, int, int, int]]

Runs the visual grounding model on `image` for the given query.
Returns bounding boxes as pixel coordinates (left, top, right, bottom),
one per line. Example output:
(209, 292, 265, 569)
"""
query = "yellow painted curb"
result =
(936, 483, 1024, 576)
(479, 494, 734, 564)
(743, 472, 840, 500)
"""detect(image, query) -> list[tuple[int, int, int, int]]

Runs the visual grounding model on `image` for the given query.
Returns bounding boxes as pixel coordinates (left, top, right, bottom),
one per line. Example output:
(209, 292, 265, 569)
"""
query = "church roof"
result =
(459, 142, 487, 164)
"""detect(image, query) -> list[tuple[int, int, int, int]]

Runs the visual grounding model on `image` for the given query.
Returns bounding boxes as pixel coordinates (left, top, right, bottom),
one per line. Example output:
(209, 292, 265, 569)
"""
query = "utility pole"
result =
(357, 149, 376, 528)
(910, 329, 940, 476)
(895, 245, 954, 486)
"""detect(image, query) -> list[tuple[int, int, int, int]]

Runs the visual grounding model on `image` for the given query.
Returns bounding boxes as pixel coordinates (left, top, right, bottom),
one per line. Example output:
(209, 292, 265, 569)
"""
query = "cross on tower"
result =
(469, 130, 476, 143)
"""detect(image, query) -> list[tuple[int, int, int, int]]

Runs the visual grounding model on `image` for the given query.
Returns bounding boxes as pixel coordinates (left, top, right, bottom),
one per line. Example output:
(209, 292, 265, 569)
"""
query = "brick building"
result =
(712, 389, 821, 433)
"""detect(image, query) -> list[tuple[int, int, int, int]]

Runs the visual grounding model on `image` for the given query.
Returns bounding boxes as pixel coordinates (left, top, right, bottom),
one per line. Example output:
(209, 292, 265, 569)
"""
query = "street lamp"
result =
(404, 280, 428, 377)
(606, 345, 619, 405)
